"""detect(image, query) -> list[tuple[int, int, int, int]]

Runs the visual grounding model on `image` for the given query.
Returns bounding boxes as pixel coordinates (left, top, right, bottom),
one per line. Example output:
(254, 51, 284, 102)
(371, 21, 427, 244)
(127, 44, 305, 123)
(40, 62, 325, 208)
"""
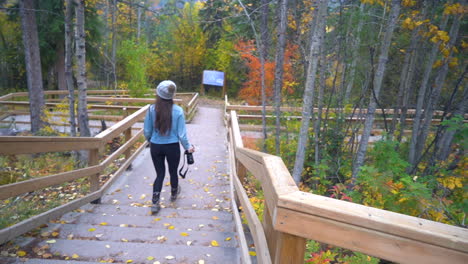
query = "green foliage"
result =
(117, 39, 151, 97)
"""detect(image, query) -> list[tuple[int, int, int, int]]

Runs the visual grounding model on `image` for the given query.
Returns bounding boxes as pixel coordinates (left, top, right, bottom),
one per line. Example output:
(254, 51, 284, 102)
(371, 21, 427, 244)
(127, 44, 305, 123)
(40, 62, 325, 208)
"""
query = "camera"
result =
(185, 150, 194, 164)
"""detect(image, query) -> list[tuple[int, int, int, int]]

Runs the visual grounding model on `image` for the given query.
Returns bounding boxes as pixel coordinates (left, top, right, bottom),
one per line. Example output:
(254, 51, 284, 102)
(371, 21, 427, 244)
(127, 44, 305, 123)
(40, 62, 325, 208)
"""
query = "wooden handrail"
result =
(0, 136, 102, 155)
(227, 110, 468, 264)
(226, 104, 468, 118)
(95, 105, 148, 141)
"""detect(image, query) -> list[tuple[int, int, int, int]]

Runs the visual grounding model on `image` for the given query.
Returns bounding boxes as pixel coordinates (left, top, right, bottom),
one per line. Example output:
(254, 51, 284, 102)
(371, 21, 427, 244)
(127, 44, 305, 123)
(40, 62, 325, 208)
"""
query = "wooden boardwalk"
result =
(1, 106, 241, 264)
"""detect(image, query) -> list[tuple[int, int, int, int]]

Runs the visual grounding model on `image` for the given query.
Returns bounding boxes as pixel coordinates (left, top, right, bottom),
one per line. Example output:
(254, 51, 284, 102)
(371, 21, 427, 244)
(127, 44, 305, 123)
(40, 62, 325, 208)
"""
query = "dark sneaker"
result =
(170, 186, 181, 202)
(151, 203, 160, 215)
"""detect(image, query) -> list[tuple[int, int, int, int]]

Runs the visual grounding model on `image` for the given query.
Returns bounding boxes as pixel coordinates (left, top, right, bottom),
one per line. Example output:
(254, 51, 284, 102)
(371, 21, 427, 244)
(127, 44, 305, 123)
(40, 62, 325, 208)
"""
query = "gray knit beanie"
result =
(156, 80, 177, 100)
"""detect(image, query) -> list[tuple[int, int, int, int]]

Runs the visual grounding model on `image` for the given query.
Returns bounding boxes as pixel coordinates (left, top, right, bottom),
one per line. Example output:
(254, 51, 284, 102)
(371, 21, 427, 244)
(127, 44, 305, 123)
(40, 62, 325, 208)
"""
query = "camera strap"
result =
(179, 153, 189, 179)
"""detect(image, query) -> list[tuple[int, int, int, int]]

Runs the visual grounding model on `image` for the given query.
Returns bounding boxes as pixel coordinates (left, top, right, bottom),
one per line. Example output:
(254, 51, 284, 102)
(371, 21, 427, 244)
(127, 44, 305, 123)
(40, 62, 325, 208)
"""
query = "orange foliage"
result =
(236, 40, 298, 105)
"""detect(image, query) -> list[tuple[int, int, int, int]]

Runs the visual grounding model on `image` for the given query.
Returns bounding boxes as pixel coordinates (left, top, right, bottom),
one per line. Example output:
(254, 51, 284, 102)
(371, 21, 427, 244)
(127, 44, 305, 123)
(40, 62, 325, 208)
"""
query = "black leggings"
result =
(150, 143, 180, 193)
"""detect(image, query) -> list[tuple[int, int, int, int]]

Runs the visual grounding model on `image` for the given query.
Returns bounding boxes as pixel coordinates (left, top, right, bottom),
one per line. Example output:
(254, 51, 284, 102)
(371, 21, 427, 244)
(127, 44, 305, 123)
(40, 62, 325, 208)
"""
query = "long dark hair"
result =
(155, 96, 173, 136)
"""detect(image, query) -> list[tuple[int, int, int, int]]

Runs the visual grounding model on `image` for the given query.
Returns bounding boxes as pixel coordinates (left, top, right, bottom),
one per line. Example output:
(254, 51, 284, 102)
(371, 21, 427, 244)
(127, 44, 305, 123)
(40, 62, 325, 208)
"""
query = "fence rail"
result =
(226, 108, 468, 264)
(0, 92, 199, 245)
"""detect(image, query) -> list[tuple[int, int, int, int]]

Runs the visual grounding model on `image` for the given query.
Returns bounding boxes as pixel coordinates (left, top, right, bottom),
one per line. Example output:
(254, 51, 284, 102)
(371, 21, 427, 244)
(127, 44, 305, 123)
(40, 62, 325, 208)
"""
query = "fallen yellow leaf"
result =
(140, 194, 146, 200)
(212, 216, 219, 220)
(168, 225, 175, 230)
(72, 253, 79, 259)
(126, 260, 133, 263)
(225, 237, 232, 241)
(147, 256, 154, 260)
(17, 250, 27, 257)
(165, 256, 175, 260)
(198, 260, 205, 264)
(249, 251, 256, 256)
(100, 222, 108, 226)
(180, 232, 189, 237)
(46, 239, 56, 244)
(51, 231, 59, 237)
(88, 228, 96, 232)
(121, 238, 129, 242)
(211, 240, 219, 247)
(153, 218, 161, 222)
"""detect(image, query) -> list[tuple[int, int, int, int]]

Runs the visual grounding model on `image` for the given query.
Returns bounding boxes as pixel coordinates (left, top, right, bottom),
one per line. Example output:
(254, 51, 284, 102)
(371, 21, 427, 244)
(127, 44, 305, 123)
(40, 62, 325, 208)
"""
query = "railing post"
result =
(124, 127, 132, 170)
(89, 147, 101, 204)
(263, 203, 306, 264)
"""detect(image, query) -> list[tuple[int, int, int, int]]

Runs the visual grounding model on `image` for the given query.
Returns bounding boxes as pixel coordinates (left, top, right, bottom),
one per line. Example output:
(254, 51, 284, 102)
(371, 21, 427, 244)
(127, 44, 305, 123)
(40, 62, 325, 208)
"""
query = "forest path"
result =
(2, 105, 241, 264)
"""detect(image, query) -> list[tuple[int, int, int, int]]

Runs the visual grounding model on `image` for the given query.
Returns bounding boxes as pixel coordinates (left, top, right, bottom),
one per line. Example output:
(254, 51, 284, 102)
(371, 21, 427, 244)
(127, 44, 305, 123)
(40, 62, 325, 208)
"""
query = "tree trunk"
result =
(314, 46, 326, 168)
(408, 10, 450, 167)
(261, 0, 270, 56)
(436, 81, 468, 161)
(74, 0, 90, 137)
(20, 0, 45, 134)
(111, 0, 117, 91)
(274, 0, 288, 155)
(55, 42, 67, 92)
(344, 3, 365, 103)
(351, 0, 401, 181)
(65, 0, 76, 137)
(413, 14, 461, 167)
(292, 0, 328, 184)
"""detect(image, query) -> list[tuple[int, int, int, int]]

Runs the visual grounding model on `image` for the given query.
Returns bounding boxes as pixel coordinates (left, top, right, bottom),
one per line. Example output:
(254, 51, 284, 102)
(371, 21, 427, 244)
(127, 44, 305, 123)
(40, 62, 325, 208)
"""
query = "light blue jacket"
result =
(144, 104, 191, 150)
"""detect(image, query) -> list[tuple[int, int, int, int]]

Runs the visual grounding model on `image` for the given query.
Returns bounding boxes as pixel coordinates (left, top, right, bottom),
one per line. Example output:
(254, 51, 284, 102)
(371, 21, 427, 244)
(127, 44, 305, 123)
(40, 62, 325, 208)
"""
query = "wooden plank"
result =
(86, 96, 155, 104)
(230, 111, 244, 148)
(0, 93, 14, 101)
(227, 133, 252, 264)
(273, 232, 306, 264)
(0, 136, 102, 155)
(0, 190, 102, 245)
(0, 165, 102, 200)
(274, 207, 468, 264)
(95, 105, 149, 141)
(233, 166, 272, 264)
(277, 191, 468, 253)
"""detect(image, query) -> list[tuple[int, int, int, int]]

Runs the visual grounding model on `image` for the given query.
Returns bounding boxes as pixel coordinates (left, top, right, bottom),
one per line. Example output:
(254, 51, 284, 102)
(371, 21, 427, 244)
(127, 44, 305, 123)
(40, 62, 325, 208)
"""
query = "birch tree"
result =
(65, 0, 76, 136)
(351, 0, 401, 181)
(273, 0, 288, 155)
(292, 0, 328, 184)
(74, 0, 90, 137)
(19, 0, 45, 133)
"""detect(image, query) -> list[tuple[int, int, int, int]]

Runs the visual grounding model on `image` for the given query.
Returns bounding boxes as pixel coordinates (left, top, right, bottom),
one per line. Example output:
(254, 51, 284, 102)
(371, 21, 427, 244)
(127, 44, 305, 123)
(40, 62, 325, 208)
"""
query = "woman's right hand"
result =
(188, 146, 195, 153)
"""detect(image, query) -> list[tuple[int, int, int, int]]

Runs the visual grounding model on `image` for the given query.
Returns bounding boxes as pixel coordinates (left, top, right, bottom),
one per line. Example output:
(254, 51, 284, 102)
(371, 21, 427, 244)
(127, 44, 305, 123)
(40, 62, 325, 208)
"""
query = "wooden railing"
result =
(226, 109, 468, 264)
(0, 91, 199, 245)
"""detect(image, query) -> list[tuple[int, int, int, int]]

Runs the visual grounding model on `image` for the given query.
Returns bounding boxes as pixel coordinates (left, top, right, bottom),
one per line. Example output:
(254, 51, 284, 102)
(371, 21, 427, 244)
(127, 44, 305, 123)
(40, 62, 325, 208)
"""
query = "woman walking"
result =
(144, 80, 195, 214)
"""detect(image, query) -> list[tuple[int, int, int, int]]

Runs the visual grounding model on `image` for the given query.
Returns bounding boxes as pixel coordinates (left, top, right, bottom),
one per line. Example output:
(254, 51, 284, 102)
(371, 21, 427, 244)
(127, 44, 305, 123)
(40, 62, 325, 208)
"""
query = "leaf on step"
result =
(121, 238, 128, 242)
(204, 187, 210, 192)
(120, 224, 128, 227)
(163, 223, 170, 227)
(187, 241, 193, 246)
(17, 251, 27, 257)
(127, 194, 133, 199)
(95, 234, 103, 238)
(88, 228, 96, 232)
(180, 232, 189, 237)
(168, 225, 175, 230)
(212, 216, 219, 220)
(51, 231, 59, 237)
(72, 253, 79, 259)
(211, 240, 219, 247)
(198, 260, 205, 264)
(126, 260, 133, 263)
(42, 253, 52, 259)
(153, 261, 161, 264)
(157, 235, 167, 242)
(198, 224, 204, 228)
(249, 251, 256, 256)
(112, 199, 119, 204)
(40, 232, 50, 237)
(147, 256, 154, 260)
(152, 218, 161, 222)
(100, 222, 108, 226)
(165, 182, 170, 186)
(165, 256, 175, 260)
(67, 234, 74, 240)
(105, 245, 111, 248)
(140, 194, 146, 200)
(225, 237, 232, 241)
(45, 239, 56, 244)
